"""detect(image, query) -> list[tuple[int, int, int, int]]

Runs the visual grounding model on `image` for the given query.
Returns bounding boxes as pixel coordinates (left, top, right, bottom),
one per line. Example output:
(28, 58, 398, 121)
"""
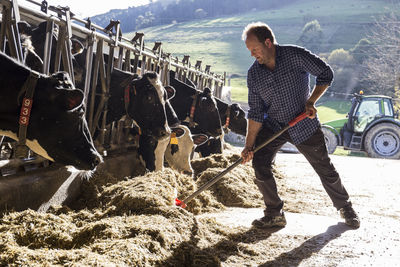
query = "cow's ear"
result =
(165, 85, 176, 99)
(231, 103, 241, 117)
(17, 21, 32, 35)
(192, 134, 209, 146)
(58, 89, 84, 111)
(171, 127, 185, 137)
(203, 87, 212, 96)
(71, 38, 84, 56)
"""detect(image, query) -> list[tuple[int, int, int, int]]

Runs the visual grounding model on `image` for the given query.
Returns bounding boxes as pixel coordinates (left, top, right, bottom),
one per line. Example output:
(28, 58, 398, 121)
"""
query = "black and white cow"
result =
(0, 21, 44, 73)
(94, 69, 172, 140)
(136, 92, 180, 171)
(194, 100, 248, 157)
(168, 70, 223, 137)
(0, 51, 101, 170)
(138, 124, 208, 174)
(216, 100, 247, 136)
(165, 125, 208, 174)
(18, 21, 85, 83)
(136, 88, 208, 174)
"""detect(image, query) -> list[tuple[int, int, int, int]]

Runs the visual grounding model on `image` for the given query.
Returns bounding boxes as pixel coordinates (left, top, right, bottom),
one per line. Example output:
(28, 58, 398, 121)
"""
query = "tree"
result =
(297, 19, 323, 53)
(350, 38, 373, 64)
(362, 10, 400, 98)
(326, 49, 360, 97)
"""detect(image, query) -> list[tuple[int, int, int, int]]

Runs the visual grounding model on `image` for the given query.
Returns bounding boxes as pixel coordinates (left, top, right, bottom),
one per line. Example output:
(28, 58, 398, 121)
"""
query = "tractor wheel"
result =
(321, 127, 337, 154)
(364, 123, 400, 159)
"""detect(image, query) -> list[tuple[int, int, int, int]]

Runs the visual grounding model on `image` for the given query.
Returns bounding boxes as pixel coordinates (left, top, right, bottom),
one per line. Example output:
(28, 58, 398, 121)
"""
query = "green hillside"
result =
(125, 0, 396, 102)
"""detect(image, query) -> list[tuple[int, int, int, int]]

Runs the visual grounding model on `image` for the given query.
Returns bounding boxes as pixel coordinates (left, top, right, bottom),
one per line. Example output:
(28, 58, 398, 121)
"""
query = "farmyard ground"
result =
(0, 148, 399, 266)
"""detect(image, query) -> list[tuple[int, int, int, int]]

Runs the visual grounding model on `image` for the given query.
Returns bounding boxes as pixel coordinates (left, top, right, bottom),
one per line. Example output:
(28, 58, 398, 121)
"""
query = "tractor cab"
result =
(341, 93, 397, 150)
(322, 92, 400, 158)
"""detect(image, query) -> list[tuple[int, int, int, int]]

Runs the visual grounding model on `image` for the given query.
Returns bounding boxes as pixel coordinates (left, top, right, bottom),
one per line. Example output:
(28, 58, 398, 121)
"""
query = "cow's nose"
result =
(217, 128, 223, 135)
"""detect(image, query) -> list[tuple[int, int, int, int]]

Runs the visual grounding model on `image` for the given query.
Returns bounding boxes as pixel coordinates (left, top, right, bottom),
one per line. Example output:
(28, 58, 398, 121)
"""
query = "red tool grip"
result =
(175, 198, 187, 208)
(288, 112, 309, 127)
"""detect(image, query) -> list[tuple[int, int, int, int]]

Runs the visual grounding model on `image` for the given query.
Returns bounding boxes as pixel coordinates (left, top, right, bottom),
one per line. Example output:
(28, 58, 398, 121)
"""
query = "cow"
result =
(17, 21, 85, 84)
(193, 100, 247, 157)
(0, 21, 44, 72)
(194, 135, 223, 158)
(165, 125, 208, 174)
(168, 70, 223, 137)
(92, 69, 172, 140)
(136, 88, 208, 174)
(138, 124, 208, 174)
(136, 93, 180, 172)
(0, 51, 102, 170)
(216, 100, 247, 136)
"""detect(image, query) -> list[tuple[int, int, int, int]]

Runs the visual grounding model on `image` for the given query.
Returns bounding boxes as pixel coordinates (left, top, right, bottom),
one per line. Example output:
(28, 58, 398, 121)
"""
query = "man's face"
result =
(245, 34, 271, 65)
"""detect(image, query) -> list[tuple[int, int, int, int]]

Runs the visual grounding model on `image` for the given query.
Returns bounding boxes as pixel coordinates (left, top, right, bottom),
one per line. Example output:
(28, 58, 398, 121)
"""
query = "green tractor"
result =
(322, 94, 400, 159)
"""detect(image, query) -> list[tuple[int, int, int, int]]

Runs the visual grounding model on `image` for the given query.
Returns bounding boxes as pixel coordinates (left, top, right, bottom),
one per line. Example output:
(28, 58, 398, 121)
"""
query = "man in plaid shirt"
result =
(241, 22, 360, 228)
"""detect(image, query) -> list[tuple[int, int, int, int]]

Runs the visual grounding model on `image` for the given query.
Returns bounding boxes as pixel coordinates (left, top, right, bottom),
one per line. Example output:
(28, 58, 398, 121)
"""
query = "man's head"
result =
(242, 22, 276, 65)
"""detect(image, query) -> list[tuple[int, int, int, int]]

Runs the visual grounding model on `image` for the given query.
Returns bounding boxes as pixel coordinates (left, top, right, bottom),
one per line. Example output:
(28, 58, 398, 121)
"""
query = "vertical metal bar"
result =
(0, 4, 7, 52)
(83, 33, 95, 106)
(124, 49, 131, 72)
(42, 20, 54, 75)
(62, 8, 75, 83)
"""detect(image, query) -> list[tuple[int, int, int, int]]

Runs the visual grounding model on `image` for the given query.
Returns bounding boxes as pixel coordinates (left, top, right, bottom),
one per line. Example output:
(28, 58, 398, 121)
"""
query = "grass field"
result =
(126, 0, 397, 103)
(316, 99, 352, 123)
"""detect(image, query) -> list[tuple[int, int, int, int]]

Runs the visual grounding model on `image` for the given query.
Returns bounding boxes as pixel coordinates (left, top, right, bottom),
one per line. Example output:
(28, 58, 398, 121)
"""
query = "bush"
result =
(327, 48, 354, 66)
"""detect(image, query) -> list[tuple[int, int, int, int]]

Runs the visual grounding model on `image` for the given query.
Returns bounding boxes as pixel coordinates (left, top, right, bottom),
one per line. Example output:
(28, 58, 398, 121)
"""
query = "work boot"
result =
(252, 211, 287, 228)
(340, 205, 360, 228)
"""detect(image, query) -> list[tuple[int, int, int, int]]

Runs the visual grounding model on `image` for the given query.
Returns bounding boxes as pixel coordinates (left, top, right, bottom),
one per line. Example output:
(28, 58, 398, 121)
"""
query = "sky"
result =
(20, 0, 150, 18)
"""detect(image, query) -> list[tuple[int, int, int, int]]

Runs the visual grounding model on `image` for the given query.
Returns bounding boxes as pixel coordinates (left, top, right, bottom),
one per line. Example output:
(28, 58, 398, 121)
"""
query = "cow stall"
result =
(0, 0, 227, 212)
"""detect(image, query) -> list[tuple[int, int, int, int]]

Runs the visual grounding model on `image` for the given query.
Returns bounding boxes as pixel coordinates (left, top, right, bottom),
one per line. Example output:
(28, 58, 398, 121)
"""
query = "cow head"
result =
(215, 98, 247, 136)
(192, 87, 223, 137)
(127, 72, 171, 139)
(169, 71, 223, 138)
(27, 21, 85, 82)
(0, 51, 101, 171)
(194, 136, 223, 157)
(27, 71, 102, 170)
(229, 103, 247, 136)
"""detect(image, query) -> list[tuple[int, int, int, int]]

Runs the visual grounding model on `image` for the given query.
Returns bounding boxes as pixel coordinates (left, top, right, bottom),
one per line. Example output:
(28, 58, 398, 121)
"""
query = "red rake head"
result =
(175, 198, 187, 208)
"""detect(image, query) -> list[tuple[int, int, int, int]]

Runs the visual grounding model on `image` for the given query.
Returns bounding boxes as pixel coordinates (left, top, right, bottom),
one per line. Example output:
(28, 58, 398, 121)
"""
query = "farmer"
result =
(240, 22, 360, 229)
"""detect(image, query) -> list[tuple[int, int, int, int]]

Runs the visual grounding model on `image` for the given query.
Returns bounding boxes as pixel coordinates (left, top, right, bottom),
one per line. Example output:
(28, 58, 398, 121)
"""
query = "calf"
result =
(165, 125, 208, 174)
(0, 51, 101, 170)
(139, 125, 207, 174)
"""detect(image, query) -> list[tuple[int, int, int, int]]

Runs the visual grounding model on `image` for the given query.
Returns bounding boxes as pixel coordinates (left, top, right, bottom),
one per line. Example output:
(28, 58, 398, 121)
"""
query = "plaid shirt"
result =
(247, 44, 333, 144)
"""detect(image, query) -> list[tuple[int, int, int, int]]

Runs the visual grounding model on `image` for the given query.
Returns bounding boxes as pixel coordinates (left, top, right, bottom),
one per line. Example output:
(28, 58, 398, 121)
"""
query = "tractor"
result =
(322, 93, 400, 159)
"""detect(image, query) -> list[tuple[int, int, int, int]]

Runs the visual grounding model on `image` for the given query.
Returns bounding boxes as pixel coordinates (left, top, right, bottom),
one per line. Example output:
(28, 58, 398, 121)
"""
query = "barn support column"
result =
(0, 0, 24, 62)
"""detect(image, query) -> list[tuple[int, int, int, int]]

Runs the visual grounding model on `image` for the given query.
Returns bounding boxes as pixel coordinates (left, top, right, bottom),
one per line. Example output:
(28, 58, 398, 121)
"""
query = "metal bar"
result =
(83, 33, 95, 105)
(42, 19, 53, 74)
(5, 0, 225, 83)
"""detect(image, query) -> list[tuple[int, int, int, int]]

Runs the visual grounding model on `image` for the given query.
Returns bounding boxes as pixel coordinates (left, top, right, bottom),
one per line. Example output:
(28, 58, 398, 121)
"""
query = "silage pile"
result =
(0, 151, 288, 266)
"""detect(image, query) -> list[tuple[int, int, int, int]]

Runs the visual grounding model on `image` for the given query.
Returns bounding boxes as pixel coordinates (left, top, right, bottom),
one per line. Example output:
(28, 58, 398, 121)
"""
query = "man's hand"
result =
(241, 146, 254, 164)
(305, 100, 317, 119)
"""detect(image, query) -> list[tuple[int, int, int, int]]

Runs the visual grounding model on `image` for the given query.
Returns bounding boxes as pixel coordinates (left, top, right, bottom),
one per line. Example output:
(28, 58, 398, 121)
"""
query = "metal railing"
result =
(1, 0, 227, 154)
